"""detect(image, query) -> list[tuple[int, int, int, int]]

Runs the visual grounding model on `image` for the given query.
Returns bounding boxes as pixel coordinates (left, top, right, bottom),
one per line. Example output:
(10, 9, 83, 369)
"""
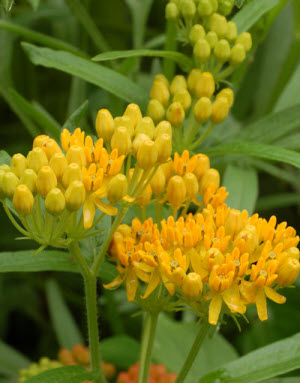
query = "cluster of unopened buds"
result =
(117, 361, 177, 383)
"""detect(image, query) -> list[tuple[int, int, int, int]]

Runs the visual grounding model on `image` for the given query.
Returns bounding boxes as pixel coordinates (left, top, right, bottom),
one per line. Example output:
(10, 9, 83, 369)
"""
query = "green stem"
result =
(190, 123, 214, 151)
(2, 201, 29, 236)
(175, 320, 211, 383)
(138, 312, 159, 383)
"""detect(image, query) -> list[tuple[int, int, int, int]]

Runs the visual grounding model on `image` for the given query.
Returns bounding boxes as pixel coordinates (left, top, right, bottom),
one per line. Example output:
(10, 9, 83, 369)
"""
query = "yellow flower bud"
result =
(173, 89, 192, 111)
(45, 188, 66, 216)
(11, 153, 28, 178)
(107, 174, 128, 204)
(165, 2, 179, 20)
(226, 21, 237, 41)
(216, 88, 234, 108)
(167, 175, 186, 208)
(27, 147, 48, 174)
(33, 135, 50, 148)
(20, 169, 38, 194)
(154, 74, 169, 87)
(207, 13, 227, 37)
(36, 166, 57, 198)
(183, 172, 198, 199)
(194, 97, 212, 123)
(132, 134, 149, 156)
(137, 140, 158, 170)
(194, 38, 211, 64)
(224, 208, 243, 236)
(166, 102, 185, 128)
(42, 138, 62, 160)
(161, 160, 174, 182)
(62, 163, 83, 189)
(0, 164, 10, 172)
(200, 168, 220, 195)
(150, 80, 170, 107)
(287, 247, 300, 260)
(2, 171, 19, 198)
(211, 96, 230, 124)
(210, 0, 218, 12)
(154, 120, 172, 139)
(187, 69, 202, 95)
(114, 116, 134, 137)
(135, 117, 155, 139)
(147, 99, 165, 124)
(179, 0, 196, 18)
(116, 224, 132, 237)
(233, 225, 258, 254)
(155, 133, 172, 163)
(66, 145, 86, 167)
(277, 258, 300, 287)
(170, 75, 187, 96)
(189, 24, 206, 45)
(124, 103, 143, 130)
(65, 181, 86, 211)
(182, 272, 203, 299)
(193, 154, 210, 181)
(150, 166, 166, 195)
(13, 184, 34, 216)
(230, 43, 246, 66)
(195, 72, 215, 99)
(236, 32, 252, 52)
(0, 170, 6, 198)
(218, 0, 234, 16)
(206, 31, 218, 48)
(197, 0, 213, 17)
(214, 39, 231, 62)
(111, 126, 132, 156)
(49, 153, 68, 181)
(96, 109, 115, 142)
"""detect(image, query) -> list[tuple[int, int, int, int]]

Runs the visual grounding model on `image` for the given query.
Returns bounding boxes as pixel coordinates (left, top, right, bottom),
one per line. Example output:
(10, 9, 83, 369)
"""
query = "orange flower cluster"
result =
(106, 204, 300, 325)
(117, 361, 177, 383)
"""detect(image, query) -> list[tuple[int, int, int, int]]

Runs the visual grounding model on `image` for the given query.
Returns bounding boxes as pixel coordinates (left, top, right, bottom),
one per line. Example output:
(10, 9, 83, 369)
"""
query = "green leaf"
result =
(27, 0, 40, 10)
(235, 0, 246, 8)
(0, 341, 30, 377)
(0, 150, 11, 166)
(152, 315, 238, 383)
(275, 132, 300, 150)
(265, 379, 300, 383)
(203, 142, 300, 169)
(101, 335, 140, 368)
(1, 0, 14, 12)
(62, 100, 89, 133)
(250, 159, 300, 186)
(22, 43, 148, 107)
(45, 279, 84, 349)
(23, 366, 94, 383)
(275, 63, 300, 112)
(256, 193, 300, 210)
(92, 49, 193, 72)
(232, 0, 281, 32)
(199, 332, 300, 383)
(223, 165, 258, 214)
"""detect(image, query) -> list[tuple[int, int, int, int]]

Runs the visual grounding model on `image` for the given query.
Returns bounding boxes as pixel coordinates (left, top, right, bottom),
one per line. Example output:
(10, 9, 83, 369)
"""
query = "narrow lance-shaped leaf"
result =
(0, 341, 30, 377)
(23, 366, 95, 383)
(62, 100, 89, 133)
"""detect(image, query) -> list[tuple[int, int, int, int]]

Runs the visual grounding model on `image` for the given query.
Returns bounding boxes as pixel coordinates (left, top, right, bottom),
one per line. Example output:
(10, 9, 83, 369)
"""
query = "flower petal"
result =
(83, 196, 95, 229)
(209, 294, 223, 325)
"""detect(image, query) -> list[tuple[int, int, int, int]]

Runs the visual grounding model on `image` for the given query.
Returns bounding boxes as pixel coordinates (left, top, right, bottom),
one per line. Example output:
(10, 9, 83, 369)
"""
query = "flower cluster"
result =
(18, 358, 62, 382)
(106, 204, 300, 325)
(117, 361, 177, 383)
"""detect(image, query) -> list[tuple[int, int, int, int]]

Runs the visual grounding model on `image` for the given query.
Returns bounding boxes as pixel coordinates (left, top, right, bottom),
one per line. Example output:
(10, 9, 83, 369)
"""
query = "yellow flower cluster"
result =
(18, 358, 62, 382)
(105, 203, 300, 325)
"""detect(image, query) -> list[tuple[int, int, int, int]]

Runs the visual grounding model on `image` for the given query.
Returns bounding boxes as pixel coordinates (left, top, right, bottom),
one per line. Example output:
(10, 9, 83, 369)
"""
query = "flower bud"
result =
(277, 258, 300, 286)
(27, 147, 48, 174)
(0, 170, 6, 198)
(20, 169, 38, 194)
(33, 135, 50, 148)
(65, 181, 86, 211)
(206, 31, 218, 48)
(230, 43, 246, 66)
(165, 2, 179, 20)
(226, 21, 237, 41)
(216, 88, 234, 107)
(154, 120, 172, 139)
(154, 74, 169, 87)
(179, 0, 196, 18)
(194, 97, 212, 123)
(194, 39, 211, 64)
(166, 102, 185, 128)
(214, 39, 231, 62)
(195, 72, 215, 99)
(211, 96, 230, 124)
(107, 174, 128, 204)
(147, 99, 165, 124)
(161, 160, 174, 182)
(200, 168, 220, 195)
(36, 166, 57, 198)
(42, 138, 62, 160)
(287, 247, 300, 260)
(207, 13, 227, 37)
(45, 188, 66, 216)
(13, 184, 34, 216)
(132, 134, 149, 155)
(218, 0, 234, 16)
(137, 140, 158, 169)
(211, 0, 218, 12)
(234, 225, 258, 254)
(150, 166, 166, 195)
(197, 0, 213, 17)
(167, 175, 186, 208)
(62, 163, 83, 189)
(182, 272, 203, 299)
(2, 172, 19, 198)
(0, 164, 10, 172)
(49, 153, 68, 181)
(187, 69, 202, 95)
(193, 154, 210, 180)
(225, 208, 243, 236)
(66, 145, 86, 167)
(150, 80, 170, 107)
(111, 126, 132, 156)
(155, 134, 172, 163)
(170, 75, 187, 96)
(173, 89, 192, 111)
(114, 116, 134, 138)
(189, 24, 206, 45)
(236, 32, 252, 52)
(11, 153, 28, 178)
(124, 103, 142, 130)
(96, 109, 115, 142)
(135, 117, 155, 139)
(183, 172, 198, 199)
